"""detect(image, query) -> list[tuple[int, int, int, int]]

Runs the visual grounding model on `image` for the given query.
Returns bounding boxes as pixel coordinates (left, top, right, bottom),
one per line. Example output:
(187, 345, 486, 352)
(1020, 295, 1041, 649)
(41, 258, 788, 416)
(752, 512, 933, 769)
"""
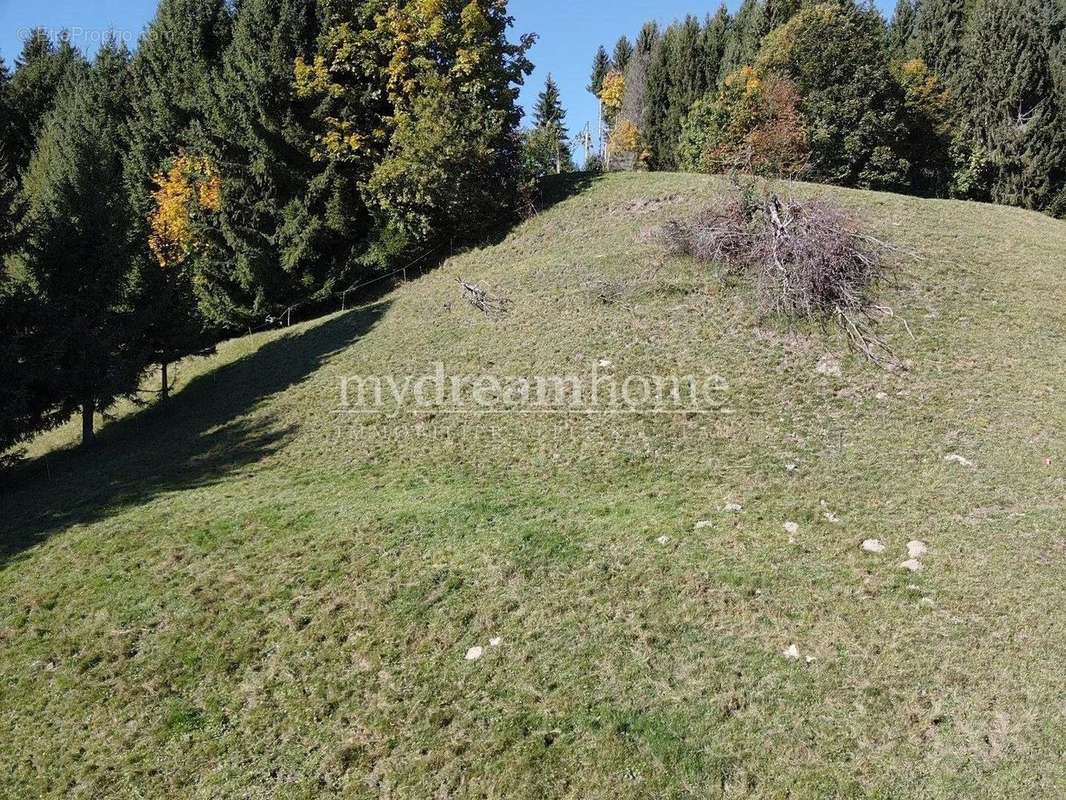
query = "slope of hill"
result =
(2, 173, 1065, 798)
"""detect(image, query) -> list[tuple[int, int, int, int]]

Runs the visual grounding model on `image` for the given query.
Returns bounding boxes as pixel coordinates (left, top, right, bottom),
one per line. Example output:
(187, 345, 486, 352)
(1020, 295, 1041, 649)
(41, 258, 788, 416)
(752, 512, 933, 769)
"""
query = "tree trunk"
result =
(160, 362, 169, 403)
(81, 399, 95, 448)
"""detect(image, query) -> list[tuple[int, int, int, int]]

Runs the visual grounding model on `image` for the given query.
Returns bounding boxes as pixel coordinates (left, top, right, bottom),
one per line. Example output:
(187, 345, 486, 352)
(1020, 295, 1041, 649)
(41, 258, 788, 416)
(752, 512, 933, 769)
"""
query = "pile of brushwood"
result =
(656, 185, 907, 368)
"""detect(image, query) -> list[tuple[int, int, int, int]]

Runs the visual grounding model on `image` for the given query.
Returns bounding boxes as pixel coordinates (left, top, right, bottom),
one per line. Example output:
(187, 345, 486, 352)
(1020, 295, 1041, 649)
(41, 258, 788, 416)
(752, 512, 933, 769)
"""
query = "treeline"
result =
(0, 0, 533, 453)
(591, 0, 1066, 215)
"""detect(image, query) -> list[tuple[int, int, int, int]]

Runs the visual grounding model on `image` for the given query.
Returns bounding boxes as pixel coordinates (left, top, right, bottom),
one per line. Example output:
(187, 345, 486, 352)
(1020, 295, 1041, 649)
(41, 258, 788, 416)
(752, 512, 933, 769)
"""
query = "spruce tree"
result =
(645, 16, 709, 170)
(126, 0, 231, 395)
(888, 0, 920, 62)
(613, 37, 634, 73)
(958, 0, 1066, 210)
(20, 39, 142, 447)
(201, 0, 320, 324)
(915, 0, 968, 86)
(532, 74, 573, 174)
(9, 29, 86, 172)
(720, 0, 766, 80)
(701, 5, 731, 91)
(588, 46, 611, 96)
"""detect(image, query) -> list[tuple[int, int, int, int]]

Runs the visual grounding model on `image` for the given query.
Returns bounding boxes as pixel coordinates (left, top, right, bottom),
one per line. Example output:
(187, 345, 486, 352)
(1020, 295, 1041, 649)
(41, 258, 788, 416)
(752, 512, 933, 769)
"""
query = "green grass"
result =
(2, 172, 1065, 798)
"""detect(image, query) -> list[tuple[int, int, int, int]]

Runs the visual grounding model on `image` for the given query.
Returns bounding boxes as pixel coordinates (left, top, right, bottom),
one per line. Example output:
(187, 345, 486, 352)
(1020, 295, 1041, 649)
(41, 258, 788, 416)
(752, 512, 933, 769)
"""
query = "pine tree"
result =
(888, 0, 920, 62)
(612, 36, 634, 74)
(126, 0, 231, 396)
(958, 0, 1066, 210)
(915, 0, 968, 86)
(20, 39, 142, 447)
(9, 29, 87, 172)
(532, 74, 573, 174)
(588, 46, 611, 96)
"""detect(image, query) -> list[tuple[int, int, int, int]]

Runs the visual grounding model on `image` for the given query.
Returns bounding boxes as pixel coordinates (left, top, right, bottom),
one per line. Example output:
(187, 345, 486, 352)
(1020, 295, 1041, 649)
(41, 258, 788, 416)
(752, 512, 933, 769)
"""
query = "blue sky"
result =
(0, 0, 895, 148)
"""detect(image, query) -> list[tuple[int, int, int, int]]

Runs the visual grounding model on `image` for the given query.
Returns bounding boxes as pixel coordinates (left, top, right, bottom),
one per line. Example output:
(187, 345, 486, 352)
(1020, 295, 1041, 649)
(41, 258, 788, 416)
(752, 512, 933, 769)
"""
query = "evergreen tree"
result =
(701, 5, 731, 91)
(201, 0, 320, 325)
(915, 0, 968, 86)
(613, 36, 634, 73)
(588, 46, 611, 96)
(0, 58, 19, 254)
(720, 0, 766, 80)
(9, 29, 86, 172)
(644, 16, 709, 169)
(20, 39, 142, 447)
(126, 0, 231, 395)
(762, 0, 804, 35)
(757, 2, 910, 189)
(888, 0, 920, 61)
(958, 0, 1066, 210)
(636, 21, 660, 56)
(531, 74, 573, 174)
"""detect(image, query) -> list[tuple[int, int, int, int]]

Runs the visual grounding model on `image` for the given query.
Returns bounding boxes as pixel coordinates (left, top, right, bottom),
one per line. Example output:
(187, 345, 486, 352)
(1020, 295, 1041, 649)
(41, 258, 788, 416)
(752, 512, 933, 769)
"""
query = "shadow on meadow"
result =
(0, 302, 389, 565)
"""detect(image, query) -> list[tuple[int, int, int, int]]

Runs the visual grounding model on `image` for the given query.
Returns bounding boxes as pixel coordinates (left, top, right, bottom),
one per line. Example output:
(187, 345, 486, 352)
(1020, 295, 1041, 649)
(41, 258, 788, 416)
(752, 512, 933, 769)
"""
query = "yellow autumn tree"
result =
(599, 71, 625, 122)
(148, 154, 221, 268)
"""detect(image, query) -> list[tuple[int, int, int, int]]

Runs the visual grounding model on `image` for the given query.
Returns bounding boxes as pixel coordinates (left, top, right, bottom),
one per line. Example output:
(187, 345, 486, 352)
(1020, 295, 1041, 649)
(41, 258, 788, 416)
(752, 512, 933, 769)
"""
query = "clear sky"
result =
(0, 0, 896, 153)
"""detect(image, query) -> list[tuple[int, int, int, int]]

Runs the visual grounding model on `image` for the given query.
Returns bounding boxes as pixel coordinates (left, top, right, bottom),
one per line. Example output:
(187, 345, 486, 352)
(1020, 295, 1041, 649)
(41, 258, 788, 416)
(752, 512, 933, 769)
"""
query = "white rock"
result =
(783, 644, 801, 660)
(784, 521, 800, 536)
(900, 559, 924, 573)
(694, 520, 713, 530)
(656, 535, 671, 545)
(815, 354, 843, 377)
(875, 392, 889, 401)
(465, 646, 484, 661)
(597, 358, 613, 368)
(805, 655, 817, 664)
(862, 539, 886, 554)
(723, 502, 743, 513)
(489, 637, 502, 647)
(907, 540, 928, 559)
(944, 454, 974, 468)
(785, 463, 798, 472)
(824, 511, 841, 524)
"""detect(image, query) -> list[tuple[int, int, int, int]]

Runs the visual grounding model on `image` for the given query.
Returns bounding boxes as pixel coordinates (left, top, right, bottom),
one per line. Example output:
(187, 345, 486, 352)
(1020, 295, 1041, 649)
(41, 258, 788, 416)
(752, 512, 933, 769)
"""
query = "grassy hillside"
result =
(2, 172, 1065, 798)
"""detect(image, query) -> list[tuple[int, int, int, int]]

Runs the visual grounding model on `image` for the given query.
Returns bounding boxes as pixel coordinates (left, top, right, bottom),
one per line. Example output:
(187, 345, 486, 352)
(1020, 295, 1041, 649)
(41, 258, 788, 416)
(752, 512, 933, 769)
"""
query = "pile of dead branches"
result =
(657, 189, 907, 367)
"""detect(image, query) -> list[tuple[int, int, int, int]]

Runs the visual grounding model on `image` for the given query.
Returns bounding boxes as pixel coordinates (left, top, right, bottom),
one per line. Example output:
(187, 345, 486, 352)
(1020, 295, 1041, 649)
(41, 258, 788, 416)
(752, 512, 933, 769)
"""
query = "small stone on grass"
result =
(465, 646, 484, 661)
(907, 540, 928, 559)
(900, 559, 923, 573)
(862, 539, 886, 554)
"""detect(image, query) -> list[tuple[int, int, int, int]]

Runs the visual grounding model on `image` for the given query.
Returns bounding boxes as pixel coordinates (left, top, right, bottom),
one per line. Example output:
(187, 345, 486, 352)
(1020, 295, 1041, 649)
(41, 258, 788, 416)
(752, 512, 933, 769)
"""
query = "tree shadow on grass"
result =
(0, 302, 389, 566)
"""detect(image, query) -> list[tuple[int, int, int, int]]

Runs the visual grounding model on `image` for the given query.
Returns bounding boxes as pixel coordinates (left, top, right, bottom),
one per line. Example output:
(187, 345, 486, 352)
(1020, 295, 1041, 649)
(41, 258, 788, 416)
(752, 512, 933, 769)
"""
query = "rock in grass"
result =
(784, 521, 800, 536)
(723, 502, 743, 513)
(816, 354, 842, 377)
(694, 520, 713, 530)
(465, 646, 484, 661)
(862, 539, 886, 554)
(944, 454, 974, 468)
(656, 535, 671, 545)
(489, 637, 502, 647)
(900, 559, 923, 573)
(783, 644, 801, 660)
(907, 540, 928, 559)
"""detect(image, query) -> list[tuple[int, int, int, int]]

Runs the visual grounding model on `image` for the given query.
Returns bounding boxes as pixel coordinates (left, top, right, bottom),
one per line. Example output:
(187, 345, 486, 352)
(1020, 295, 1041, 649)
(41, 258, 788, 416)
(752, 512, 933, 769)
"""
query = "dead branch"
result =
(457, 278, 512, 316)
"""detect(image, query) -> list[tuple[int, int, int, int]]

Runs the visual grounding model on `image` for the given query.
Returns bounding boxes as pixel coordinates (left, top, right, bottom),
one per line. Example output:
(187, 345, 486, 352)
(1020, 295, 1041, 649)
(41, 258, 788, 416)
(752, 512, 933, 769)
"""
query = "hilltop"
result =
(2, 173, 1065, 798)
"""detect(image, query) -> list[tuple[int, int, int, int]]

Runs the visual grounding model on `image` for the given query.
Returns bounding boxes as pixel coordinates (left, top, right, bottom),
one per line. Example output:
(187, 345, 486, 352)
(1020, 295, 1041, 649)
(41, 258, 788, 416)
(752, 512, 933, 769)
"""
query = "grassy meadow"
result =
(1, 172, 1065, 798)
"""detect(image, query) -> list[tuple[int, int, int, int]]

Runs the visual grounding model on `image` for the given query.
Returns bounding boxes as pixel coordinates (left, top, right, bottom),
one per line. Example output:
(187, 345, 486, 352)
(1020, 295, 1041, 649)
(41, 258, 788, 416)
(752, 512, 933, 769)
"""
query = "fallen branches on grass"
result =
(457, 278, 512, 316)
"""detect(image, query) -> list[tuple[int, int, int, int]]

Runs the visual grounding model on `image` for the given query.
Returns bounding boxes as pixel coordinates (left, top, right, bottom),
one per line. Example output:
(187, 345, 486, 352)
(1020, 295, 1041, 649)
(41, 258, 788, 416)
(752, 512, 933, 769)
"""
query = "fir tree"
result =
(888, 0, 920, 62)
(201, 0, 320, 324)
(126, 0, 231, 395)
(531, 74, 573, 174)
(720, 0, 766, 80)
(9, 28, 86, 172)
(701, 5, 731, 91)
(915, 0, 968, 86)
(20, 39, 142, 447)
(612, 36, 634, 73)
(588, 46, 611, 96)
(644, 16, 709, 169)
(958, 0, 1066, 210)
